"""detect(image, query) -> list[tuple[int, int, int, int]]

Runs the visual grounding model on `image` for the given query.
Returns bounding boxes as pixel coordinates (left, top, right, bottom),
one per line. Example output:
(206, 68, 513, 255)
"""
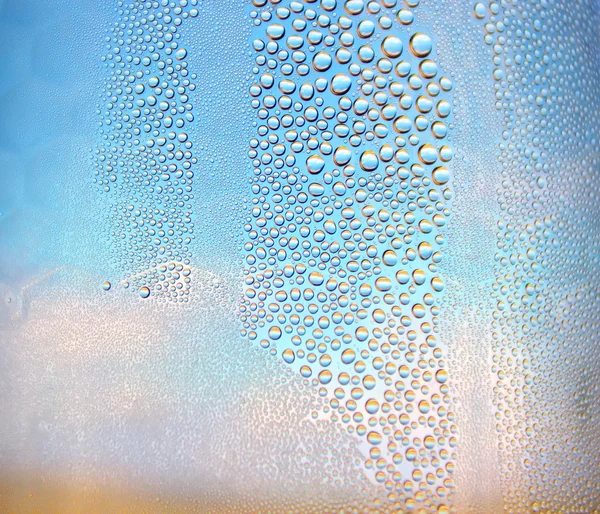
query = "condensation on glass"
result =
(0, 0, 599, 512)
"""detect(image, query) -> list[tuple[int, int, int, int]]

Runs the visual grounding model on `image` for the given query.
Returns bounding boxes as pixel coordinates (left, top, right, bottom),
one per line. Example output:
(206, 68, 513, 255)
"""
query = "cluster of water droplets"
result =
(93, 0, 201, 301)
(241, 0, 457, 510)
(475, 0, 600, 512)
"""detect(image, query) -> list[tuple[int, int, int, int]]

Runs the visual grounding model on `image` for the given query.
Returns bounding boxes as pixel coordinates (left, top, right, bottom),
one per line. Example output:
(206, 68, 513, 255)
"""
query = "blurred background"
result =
(1, 0, 599, 512)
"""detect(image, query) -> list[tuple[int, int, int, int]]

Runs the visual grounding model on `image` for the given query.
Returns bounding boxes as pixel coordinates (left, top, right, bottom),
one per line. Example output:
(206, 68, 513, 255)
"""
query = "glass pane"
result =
(0, 0, 598, 512)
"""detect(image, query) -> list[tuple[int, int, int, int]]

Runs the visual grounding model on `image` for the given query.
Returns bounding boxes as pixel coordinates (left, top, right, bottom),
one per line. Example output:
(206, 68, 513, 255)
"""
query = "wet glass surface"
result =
(1, 0, 599, 512)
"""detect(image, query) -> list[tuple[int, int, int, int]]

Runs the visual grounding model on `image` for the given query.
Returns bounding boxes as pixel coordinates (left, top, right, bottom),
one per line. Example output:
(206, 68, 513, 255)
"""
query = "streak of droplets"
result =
(93, 0, 200, 301)
(475, 1, 600, 512)
(241, 0, 457, 511)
